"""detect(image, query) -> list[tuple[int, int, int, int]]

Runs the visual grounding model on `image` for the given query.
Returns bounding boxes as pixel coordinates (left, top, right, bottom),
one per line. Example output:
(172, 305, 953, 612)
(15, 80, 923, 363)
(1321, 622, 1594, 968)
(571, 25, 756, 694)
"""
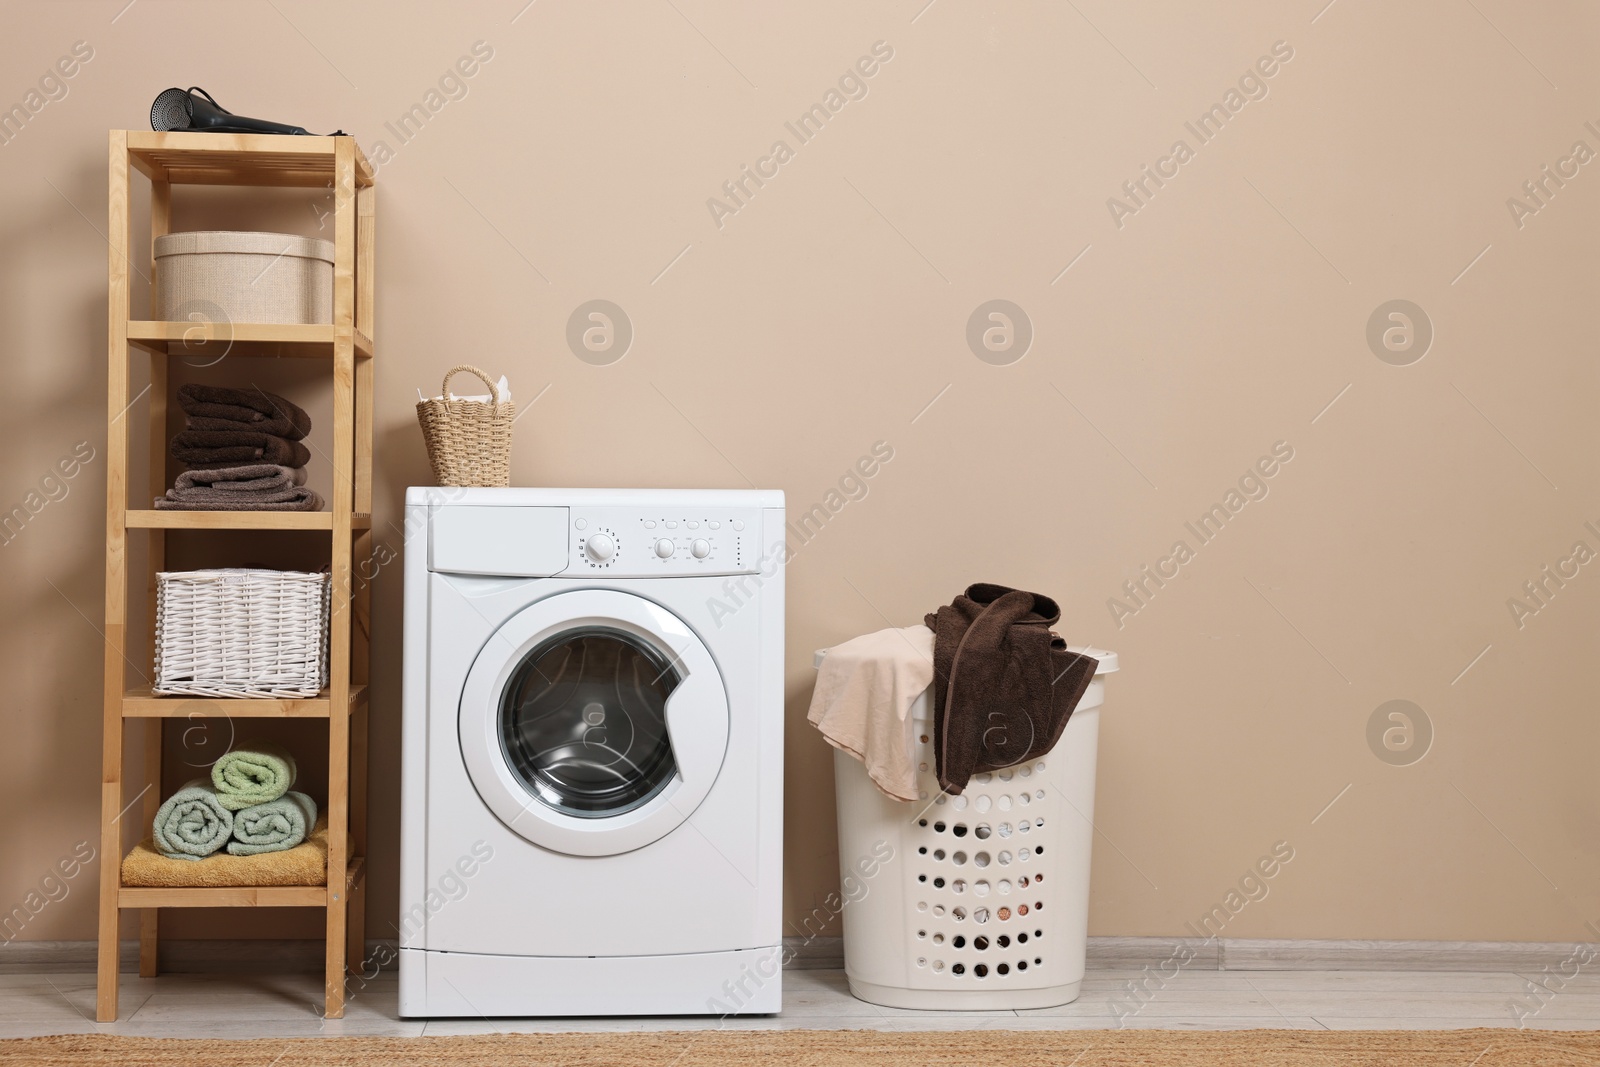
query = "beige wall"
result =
(1, 1, 1596, 949)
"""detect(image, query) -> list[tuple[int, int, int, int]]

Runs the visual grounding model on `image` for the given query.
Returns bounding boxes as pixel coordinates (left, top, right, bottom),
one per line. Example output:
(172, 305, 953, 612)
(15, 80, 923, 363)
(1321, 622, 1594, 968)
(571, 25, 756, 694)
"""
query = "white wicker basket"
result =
(153, 569, 331, 699)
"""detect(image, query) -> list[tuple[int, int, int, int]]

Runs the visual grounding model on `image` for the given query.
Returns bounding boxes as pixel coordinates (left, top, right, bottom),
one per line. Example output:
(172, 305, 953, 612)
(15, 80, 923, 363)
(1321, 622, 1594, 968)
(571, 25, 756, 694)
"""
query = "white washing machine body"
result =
(399, 487, 785, 1017)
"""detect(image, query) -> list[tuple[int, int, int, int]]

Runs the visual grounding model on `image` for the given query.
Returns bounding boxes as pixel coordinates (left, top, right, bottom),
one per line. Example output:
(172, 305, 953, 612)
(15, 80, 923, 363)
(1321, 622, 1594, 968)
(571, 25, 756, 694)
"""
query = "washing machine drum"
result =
(500, 628, 680, 818)
(459, 589, 730, 856)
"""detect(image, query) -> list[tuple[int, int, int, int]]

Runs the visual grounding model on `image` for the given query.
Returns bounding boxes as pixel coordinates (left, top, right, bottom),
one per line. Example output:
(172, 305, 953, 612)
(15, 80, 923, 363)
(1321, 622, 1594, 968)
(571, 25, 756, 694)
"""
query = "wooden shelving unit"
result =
(98, 131, 375, 1021)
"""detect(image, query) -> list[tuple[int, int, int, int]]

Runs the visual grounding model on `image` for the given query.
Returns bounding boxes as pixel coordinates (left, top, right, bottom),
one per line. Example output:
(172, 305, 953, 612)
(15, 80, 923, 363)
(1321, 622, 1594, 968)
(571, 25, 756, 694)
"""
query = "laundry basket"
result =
(820, 645, 1118, 1011)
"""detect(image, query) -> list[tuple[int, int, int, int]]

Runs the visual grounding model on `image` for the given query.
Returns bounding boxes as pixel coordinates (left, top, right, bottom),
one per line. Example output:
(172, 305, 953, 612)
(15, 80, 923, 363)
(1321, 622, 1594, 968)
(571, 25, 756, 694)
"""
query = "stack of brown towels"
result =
(156, 384, 323, 511)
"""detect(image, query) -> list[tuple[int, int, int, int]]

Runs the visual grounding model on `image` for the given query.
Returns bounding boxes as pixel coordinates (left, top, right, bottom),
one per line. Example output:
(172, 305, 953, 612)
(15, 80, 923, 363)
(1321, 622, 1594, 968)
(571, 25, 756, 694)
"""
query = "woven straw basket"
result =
(153, 569, 331, 699)
(416, 365, 515, 487)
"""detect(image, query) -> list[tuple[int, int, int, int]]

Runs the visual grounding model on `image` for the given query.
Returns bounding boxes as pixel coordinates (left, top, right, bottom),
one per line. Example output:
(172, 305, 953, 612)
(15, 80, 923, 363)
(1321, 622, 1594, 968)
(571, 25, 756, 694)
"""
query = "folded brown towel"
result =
(925, 583, 1099, 795)
(154, 485, 324, 511)
(177, 384, 311, 440)
(171, 430, 311, 469)
(172, 464, 307, 493)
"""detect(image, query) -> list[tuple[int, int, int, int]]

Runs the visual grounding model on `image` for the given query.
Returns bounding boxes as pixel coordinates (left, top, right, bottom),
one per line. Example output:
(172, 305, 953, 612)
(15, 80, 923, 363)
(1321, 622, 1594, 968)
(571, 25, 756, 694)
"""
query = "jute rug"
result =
(2, 1030, 1598, 1066)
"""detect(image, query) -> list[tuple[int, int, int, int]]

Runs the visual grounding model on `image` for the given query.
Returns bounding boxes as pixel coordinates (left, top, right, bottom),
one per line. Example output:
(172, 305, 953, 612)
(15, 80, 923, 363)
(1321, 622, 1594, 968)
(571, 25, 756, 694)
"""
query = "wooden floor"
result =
(2, 967, 1595, 1038)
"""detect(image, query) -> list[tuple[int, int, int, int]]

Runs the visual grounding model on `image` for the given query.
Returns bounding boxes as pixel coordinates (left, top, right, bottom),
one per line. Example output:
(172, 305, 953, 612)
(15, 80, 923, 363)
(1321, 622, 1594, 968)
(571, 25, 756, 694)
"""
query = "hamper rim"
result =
(812, 644, 1119, 675)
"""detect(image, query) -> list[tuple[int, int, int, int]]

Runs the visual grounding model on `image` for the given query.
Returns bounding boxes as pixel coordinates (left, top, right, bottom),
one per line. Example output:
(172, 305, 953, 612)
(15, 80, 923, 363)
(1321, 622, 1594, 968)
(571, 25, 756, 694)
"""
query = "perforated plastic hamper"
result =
(819, 646, 1118, 1011)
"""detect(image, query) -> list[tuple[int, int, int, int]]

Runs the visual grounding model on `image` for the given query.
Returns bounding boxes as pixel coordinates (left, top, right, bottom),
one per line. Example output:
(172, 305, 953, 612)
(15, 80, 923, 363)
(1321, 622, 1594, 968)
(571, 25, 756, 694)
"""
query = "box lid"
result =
(154, 230, 335, 263)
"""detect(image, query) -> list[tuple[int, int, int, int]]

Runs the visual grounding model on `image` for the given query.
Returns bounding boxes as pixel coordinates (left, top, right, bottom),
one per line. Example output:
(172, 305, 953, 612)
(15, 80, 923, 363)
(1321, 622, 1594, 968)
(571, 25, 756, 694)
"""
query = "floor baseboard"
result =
(2, 935, 1588, 975)
(782, 936, 843, 970)
(1218, 937, 1590, 972)
(0, 939, 402, 975)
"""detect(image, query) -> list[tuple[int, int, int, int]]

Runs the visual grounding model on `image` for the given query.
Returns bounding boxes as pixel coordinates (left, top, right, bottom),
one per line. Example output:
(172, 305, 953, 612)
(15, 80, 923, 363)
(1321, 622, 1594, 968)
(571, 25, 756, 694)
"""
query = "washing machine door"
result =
(458, 588, 730, 857)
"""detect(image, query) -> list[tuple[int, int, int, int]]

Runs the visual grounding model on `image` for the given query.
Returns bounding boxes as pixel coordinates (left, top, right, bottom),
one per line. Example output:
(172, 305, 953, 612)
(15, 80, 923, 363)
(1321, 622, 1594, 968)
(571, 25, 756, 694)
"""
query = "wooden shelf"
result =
(122, 686, 366, 719)
(102, 130, 373, 1022)
(127, 131, 374, 188)
(117, 857, 365, 909)
(127, 321, 373, 360)
(126, 510, 371, 531)
(120, 884, 329, 908)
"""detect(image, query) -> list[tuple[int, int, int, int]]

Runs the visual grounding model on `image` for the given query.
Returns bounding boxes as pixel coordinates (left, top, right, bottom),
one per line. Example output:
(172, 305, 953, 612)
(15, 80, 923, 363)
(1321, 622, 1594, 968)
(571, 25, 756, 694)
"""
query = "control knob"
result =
(654, 538, 675, 559)
(691, 539, 711, 559)
(584, 533, 615, 562)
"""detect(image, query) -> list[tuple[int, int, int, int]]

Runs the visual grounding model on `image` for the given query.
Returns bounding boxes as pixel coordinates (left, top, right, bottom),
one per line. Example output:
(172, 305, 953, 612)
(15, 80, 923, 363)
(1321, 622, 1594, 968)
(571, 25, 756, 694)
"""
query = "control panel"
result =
(569, 507, 762, 577)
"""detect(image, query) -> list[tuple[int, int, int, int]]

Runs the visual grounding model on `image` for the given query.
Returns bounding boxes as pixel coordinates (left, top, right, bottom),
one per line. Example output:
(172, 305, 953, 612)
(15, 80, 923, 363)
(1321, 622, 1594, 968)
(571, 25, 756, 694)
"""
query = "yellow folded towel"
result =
(121, 815, 329, 887)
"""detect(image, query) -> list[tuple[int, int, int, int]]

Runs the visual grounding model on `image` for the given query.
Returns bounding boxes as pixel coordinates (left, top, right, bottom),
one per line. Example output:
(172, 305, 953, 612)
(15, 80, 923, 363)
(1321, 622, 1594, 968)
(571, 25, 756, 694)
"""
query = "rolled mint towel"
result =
(152, 779, 234, 861)
(211, 741, 297, 811)
(177, 384, 311, 440)
(227, 791, 317, 856)
(171, 431, 311, 470)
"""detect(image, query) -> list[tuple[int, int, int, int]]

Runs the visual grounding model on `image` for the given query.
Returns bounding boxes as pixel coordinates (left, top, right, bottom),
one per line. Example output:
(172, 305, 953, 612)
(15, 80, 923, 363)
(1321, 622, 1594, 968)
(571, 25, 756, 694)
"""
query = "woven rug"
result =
(2, 1030, 1597, 1066)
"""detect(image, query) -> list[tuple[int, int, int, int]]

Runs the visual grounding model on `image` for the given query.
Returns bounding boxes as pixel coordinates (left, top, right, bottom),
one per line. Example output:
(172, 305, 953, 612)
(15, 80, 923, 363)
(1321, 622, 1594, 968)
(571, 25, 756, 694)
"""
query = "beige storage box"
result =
(154, 230, 335, 325)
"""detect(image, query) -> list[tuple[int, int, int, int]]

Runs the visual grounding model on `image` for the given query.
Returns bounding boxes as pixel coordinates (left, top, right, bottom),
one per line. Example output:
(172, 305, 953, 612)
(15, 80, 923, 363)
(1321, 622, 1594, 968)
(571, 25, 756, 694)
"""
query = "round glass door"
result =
(500, 627, 681, 818)
(459, 588, 730, 856)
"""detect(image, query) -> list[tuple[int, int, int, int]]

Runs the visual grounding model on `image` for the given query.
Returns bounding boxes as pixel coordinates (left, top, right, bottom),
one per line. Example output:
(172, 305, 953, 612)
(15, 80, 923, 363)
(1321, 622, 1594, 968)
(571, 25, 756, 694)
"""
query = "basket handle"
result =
(440, 365, 501, 404)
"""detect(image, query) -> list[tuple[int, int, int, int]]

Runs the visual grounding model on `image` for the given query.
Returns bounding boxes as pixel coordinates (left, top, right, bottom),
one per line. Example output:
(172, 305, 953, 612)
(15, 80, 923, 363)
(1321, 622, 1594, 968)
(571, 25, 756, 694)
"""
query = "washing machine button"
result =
(732, 520, 745, 531)
(664, 521, 678, 529)
(708, 520, 720, 529)
(643, 520, 657, 529)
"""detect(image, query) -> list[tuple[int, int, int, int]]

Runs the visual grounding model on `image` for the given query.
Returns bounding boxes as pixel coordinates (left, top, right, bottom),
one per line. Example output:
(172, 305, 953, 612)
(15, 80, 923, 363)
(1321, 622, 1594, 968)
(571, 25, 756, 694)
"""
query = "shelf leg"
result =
(96, 746, 123, 1022)
(321, 136, 359, 1023)
(345, 878, 366, 978)
(138, 911, 159, 980)
(138, 720, 162, 977)
(137, 175, 171, 986)
(98, 128, 133, 1025)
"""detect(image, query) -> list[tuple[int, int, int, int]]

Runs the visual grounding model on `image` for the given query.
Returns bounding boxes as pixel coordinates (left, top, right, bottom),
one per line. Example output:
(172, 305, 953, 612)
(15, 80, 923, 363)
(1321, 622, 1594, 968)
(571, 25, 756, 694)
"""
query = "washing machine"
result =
(398, 487, 785, 1017)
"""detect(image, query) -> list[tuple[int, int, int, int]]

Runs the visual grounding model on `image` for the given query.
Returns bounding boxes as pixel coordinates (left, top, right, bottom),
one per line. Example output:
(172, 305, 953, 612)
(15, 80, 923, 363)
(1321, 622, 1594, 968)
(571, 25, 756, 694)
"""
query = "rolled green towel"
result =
(152, 780, 234, 861)
(227, 791, 318, 856)
(211, 741, 297, 811)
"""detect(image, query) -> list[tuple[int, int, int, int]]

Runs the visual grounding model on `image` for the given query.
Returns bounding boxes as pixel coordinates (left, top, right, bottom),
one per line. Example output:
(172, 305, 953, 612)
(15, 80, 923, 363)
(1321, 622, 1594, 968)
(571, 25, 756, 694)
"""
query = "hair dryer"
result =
(150, 87, 332, 135)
